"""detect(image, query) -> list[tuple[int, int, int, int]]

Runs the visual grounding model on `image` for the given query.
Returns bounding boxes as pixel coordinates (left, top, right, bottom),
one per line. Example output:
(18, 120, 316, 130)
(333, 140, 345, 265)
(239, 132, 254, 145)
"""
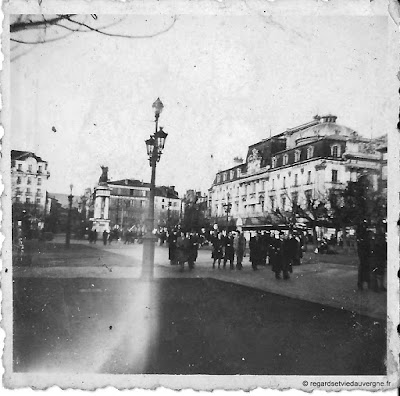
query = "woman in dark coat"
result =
(212, 232, 224, 269)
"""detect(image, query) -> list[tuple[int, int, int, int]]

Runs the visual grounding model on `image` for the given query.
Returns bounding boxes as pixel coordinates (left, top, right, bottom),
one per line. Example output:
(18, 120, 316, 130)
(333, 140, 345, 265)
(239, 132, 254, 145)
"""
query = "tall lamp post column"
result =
(66, 184, 73, 248)
(142, 98, 168, 279)
(223, 193, 232, 232)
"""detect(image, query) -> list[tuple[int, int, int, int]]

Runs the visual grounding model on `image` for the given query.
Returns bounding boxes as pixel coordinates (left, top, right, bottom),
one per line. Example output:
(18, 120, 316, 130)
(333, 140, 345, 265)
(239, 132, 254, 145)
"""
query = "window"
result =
(27, 177, 32, 185)
(217, 175, 221, 183)
(17, 176, 21, 184)
(331, 144, 340, 158)
(236, 186, 240, 196)
(272, 179, 275, 190)
(281, 196, 286, 210)
(283, 154, 289, 165)
(37, 178, 42, 186)
(270, 196, 275, 211)
(332, 169, 338, 183)
(305, 190, 312, 205)
(261, 180, 265, 191)
(294, 150, 301, 162)
(18, 163, 22, 171)
(294, 174, 298, 187)
(26, 197, 31, 204)
(26, 188, 31, 195)
(28, 164, 32, 172)
(37, 189, 41, 197)
(162, 205, 165, 209)
(237, 168, 241, 177)
(230, 170, 235, 179)
(16, 197, 21, 203)
(307, 146, 314, 159)
(36, 198, 41, 204)
(307, 171, 311, 184)
(283, 176, 286, 189)
(162, 198, 165, 202)
(271, 157, 277, 168)
(292, 192, 298, 206)
(38, 165, 42, 173)
(252, 182, 256, 193)
(223, 172, 227, 181)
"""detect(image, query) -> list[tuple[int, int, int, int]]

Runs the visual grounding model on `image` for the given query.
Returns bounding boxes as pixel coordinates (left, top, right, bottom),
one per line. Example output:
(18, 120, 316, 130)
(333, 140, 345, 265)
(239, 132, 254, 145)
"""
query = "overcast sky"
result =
(11, 14, 390, 196)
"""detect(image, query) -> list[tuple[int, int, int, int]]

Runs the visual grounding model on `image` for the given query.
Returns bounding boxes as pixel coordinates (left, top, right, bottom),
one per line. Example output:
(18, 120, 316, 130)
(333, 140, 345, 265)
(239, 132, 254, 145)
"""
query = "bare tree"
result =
(10, 14, 178, 60)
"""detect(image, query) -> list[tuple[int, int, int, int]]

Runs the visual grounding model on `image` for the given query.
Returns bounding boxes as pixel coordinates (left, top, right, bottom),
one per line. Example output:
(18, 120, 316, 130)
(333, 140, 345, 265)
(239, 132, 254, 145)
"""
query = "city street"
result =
(12, 238, 387, 375)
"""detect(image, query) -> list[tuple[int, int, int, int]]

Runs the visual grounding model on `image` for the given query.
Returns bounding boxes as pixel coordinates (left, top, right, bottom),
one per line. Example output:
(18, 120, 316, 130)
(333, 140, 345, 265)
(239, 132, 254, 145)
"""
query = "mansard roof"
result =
(11, 150, 47, 163)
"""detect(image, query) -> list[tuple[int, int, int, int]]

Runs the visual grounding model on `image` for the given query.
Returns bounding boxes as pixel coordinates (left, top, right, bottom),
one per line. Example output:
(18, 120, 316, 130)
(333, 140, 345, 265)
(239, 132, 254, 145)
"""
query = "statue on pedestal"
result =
(99, 166, 109, 185)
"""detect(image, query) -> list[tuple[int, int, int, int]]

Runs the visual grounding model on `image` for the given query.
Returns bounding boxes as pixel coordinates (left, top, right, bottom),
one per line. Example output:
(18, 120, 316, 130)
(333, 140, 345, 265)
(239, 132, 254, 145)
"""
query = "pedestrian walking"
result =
(233, 231, 246, 270)
(102, 230, 108, 246)
(211, 232, 224, 269)
(223, 232, 235, 269)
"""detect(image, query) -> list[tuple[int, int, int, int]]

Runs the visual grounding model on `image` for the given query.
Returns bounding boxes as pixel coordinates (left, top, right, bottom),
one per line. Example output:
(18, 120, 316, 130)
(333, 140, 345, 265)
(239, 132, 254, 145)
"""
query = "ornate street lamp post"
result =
(223, 193, 232, 232)
(66, 184, 73, 248)
(142, 98, 168, 279)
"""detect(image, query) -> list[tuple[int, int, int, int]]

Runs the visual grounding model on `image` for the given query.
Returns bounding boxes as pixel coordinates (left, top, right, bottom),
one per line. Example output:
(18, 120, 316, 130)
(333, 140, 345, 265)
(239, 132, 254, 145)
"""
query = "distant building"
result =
(209, 115, 386, 229)
(11, 150, 50, 210)
(107, 179, 181, 228)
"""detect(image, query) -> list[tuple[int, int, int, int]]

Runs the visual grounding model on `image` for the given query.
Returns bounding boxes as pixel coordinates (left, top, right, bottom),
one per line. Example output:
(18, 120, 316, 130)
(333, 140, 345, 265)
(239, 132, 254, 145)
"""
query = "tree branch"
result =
(10, 15, 76, 33)
(65, 15, 177, 39)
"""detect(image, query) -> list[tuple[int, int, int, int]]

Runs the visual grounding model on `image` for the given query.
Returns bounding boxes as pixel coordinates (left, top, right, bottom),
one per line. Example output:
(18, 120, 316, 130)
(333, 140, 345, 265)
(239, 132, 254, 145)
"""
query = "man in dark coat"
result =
(249, 232, 262, 271)
(188, 232, 200, 270)
(212, 232, 224, 269)
(270, 233, 282, 278)
(223, 232, 235, 269)
(168, 230, 178, 265)
(234, 231, 246, 270)
(177, 232, 191, 272)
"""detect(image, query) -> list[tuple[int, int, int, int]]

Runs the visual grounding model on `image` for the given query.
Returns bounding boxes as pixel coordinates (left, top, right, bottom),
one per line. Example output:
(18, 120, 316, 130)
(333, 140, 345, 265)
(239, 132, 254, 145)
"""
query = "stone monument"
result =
(91, 166, 111, 233)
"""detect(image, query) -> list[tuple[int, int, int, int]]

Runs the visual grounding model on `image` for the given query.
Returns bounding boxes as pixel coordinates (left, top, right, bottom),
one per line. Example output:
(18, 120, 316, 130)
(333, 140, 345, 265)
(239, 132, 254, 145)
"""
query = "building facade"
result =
(107, 179, 181, 229)
(11, 150, 50, 210)
(209, 115, 386, 229)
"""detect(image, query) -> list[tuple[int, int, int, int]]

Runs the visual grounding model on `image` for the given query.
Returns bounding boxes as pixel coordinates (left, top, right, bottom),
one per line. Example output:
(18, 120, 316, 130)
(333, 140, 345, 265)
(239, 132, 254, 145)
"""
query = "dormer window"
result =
(294, 150, 301, 162)
(28, 164, 32, 172)
(237, 168, 241, 177)
(17, 163, 22, 171)
(217, 174, 221, 183)
(230, 170, 235, 179)
(331, 144, 341, 158)
(283, 154, 289, 165)
(271, 157, 277, 168)
(306, 146, 314, 159)
(223, 172, 227, 182)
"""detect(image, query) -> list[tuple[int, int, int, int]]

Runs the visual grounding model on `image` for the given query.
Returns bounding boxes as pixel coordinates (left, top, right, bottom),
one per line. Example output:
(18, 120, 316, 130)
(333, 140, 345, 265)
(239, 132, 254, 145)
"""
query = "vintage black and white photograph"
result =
(2, 0, 399, 391)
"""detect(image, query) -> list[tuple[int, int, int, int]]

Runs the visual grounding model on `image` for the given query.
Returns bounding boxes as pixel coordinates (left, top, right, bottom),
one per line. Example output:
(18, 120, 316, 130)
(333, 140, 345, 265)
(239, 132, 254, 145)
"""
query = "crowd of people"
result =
(167, 230, 201, 272)
(166, 228, 304, 278)
(209, 230, 304, 280)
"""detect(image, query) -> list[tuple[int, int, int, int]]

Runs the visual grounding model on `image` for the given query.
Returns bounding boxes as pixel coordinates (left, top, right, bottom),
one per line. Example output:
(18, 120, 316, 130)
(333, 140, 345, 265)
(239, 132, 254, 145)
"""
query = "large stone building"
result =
(209, 115, 386, 229)
(107, 179, 181, 229)
(11, 150, 50, 210)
